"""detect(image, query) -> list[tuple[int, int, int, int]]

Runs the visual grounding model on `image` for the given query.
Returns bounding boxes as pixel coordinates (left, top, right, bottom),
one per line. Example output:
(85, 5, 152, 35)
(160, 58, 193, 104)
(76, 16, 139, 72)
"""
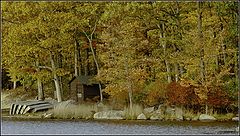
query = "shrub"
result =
(52, 103, 98, 119)
(207, 86, 231, 108)
(123, 104, 143, 120)
(144, 80, 167, 107)
(166, 82, 200, 107)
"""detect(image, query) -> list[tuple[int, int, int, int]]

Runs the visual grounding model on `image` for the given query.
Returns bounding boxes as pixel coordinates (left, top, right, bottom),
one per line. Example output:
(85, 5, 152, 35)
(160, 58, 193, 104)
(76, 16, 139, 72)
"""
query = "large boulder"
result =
(199, 114, 216, 121)
(232, 117, 239, 121)
(93, 110, 124, 119)
(143, 107, 155, 114)
(137, 113, 147, 120)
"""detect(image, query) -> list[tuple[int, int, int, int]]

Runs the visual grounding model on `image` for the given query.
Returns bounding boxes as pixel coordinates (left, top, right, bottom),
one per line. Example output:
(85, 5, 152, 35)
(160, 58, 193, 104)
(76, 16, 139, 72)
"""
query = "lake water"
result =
(1, 118, 239, 135)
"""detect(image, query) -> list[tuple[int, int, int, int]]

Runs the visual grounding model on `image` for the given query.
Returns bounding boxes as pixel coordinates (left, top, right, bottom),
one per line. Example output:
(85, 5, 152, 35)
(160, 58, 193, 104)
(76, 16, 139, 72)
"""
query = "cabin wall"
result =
(70, 78, 100, 102)
(70, 79, 78, 101)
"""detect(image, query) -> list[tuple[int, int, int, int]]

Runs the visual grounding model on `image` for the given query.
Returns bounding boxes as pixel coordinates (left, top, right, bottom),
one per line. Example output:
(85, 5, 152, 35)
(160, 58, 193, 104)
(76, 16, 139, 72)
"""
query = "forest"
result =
(2, 1, 239, 114)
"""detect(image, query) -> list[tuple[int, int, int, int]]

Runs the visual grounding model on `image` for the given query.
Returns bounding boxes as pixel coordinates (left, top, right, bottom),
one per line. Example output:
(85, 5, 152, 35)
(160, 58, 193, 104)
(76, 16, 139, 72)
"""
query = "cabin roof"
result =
(69, 75, 99, 85)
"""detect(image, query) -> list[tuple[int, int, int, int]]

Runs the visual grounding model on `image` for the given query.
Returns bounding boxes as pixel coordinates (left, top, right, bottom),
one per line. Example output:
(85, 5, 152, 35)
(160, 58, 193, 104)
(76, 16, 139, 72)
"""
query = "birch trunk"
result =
(77, 41, 82, 76)
(198, 1, 207, 114)
(198, 1, 205, 83)
(84, 48, 89, 76)
(125, 55, 133, 112)
(37, 79, 44, 101)
(50, 53, 62, 102)
(36, 60, 44, 101)
(160, 23, 172, 83)
(88, 40, 103, 102)
(174, 63, 179, 82)
(13, 81, 17, 89)
(83, 22, 103, 102)
(74, 39, 78, 77)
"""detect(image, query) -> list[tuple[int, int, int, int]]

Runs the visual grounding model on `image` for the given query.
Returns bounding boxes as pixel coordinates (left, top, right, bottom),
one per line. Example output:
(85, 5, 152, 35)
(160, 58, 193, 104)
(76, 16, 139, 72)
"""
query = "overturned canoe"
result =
(10, 101, 53, 115)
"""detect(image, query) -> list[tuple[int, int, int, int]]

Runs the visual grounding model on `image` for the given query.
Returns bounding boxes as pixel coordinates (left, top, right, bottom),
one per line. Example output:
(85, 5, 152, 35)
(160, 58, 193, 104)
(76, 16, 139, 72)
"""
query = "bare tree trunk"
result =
(180, 65, 184, 76)
(74, 39, 78, 77)
(125, 55, 133, 112)
(159, 23, 172, 83)
(13, 80, 17, 89)
(84, 48, 89, 76)
(77, 41, 82, 76)
(198, 1, 207, 114)
(174, 63, 179, 82)
(36, 60, 44, 101)
(50, 53, 62, 102)
(88, 40, 103, 102)
(222, 44, 226, 64)
(83, 21, 103, 102)
(198, 1, 205, 83)
(165, 60, 172, 83)
(37, 79, 44, 101)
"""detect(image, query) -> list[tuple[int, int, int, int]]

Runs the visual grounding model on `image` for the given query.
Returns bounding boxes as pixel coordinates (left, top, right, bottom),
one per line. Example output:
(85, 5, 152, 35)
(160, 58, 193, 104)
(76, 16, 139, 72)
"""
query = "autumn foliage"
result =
(207, 86, 231, 108)
(166, 82, 200, 106)
(143, 81, 167, 107)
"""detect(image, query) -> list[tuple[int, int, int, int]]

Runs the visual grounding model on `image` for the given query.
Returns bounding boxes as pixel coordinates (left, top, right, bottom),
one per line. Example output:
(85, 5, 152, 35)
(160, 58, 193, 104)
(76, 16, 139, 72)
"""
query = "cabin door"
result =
(76, 84, 83, 101)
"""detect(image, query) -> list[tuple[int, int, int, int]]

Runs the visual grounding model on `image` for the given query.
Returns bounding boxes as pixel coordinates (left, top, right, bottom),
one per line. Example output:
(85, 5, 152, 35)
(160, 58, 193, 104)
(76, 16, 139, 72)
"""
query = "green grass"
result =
(123, 104, 143, 120)
(183, 109, 195, 120)
(211, 112, 235, 121)
(51, 103, 98, 119)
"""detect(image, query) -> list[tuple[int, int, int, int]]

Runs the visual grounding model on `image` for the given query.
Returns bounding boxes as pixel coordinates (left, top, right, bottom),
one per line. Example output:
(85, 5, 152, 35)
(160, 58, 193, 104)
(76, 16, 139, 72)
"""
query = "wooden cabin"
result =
(69, 76, 100, 102)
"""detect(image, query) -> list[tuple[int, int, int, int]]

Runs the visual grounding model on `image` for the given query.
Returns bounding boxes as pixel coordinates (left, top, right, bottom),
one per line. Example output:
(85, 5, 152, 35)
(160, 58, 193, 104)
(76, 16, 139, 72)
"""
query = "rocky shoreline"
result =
(2, 107, 239, 122)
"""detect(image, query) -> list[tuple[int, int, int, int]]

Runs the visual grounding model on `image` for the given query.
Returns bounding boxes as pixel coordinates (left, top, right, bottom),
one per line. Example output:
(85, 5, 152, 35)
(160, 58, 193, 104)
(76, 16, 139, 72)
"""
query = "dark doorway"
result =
(83, 84, 100, 100)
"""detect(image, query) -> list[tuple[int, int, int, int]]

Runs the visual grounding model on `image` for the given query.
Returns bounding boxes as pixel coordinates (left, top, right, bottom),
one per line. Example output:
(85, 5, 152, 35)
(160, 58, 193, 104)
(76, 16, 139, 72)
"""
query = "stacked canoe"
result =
(10, 101, 54, 115)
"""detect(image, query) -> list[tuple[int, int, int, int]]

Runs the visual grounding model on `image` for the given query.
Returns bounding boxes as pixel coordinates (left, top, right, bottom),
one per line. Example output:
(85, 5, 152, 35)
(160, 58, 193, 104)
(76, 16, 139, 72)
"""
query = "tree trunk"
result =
(165, 60, 172, 83)
(89, 40, 103, 102)
(77, 41, 82, 76)
(160, 23, 172, 83)
(74, 39, 78, 77)
(83, 22, 103, 102)
(37, 79, 44, 101)
(13, 80, 17, 89)
(180, 65, 184, 76)
(198, 1, 205, 83)
(205, 102, 208, 114)
(125, 55, 133, 112)
(174, 63, 179, 82)
(84, 48, 89, 76)
(36, 60, 44, 101)
(198, 1, 208, 114)
(50, 53, 62, 102)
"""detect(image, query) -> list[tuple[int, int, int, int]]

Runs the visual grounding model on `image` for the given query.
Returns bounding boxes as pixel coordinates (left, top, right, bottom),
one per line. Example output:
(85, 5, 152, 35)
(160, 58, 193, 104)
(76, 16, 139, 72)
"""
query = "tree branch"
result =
(38, 66, 52, 71)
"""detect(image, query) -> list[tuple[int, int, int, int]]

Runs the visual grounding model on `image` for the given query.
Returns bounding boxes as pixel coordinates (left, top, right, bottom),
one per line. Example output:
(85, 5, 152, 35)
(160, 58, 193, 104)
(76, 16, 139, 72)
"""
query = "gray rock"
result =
(236, 127, 239, 132)
(137, 113, 147, 120)
(93, 110, 124, 119)
(192, 116, 199, 121)
(150, 114, 163, 120)
(143, 107, 155, 114)
(199, 114, 216, 121)
(175, 106, 183, 121)
(232, 117, 239, 121)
